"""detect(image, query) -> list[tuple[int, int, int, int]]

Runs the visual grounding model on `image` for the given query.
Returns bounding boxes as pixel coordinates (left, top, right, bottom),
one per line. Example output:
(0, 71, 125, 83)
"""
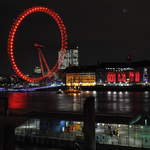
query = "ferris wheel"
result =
(8, 6, 68, 83)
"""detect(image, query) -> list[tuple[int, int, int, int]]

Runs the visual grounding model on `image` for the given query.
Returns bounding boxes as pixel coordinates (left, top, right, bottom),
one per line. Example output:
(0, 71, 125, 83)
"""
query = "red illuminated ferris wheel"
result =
(8, 6, 68, 83)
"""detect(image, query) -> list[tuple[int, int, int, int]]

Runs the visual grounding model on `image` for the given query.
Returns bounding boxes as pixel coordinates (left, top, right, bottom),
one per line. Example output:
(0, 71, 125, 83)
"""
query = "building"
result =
(65, 60, 150, 87)
(65, 66, 96, 86)
(97, 60, 150, 86)
(58, 47, 79, 69)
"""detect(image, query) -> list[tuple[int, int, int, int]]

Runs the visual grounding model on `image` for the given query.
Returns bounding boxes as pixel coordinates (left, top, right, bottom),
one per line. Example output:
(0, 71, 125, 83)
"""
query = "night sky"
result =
(1, 0, 150, 75)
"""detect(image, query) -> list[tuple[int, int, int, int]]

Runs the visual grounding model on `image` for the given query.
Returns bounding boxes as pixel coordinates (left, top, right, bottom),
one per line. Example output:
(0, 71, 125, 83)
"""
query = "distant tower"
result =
(69, 47, 79, 66)
(58, 46, 79, 69)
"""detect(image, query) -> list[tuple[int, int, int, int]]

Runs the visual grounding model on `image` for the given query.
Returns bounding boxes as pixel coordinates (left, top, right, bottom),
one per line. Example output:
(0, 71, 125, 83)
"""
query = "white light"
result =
(144, 91, 149, 94)
(93, 91, 97, 95)
(119, 91, 123, 95)
(66, 121, 69, 127)
(73, 93, 77, 96)
(108, 91, 111, 94)
(113, 91, 117, 94)
(97, 123, 100, 126)
(62, 127, 65, 132)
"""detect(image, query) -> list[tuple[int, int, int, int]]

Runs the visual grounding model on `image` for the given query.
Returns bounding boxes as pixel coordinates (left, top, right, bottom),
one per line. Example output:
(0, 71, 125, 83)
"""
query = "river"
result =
(0, 90, 149, 115)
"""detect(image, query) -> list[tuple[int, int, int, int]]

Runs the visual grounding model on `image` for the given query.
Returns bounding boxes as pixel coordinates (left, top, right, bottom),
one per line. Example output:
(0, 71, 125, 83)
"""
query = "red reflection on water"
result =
(8, 93, 27, 109)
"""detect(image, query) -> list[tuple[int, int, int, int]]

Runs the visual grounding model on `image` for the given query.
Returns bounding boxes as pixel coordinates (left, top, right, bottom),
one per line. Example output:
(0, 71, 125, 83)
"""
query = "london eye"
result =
(8, 6, 68, 83)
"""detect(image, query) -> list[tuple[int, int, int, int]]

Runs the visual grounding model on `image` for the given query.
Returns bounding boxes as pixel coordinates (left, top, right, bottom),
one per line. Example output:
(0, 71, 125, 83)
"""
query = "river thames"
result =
(0, 90, 149, 115)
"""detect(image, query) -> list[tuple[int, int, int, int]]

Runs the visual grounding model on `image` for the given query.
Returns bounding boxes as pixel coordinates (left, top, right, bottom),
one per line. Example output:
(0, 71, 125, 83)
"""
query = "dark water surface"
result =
(0, 90, 150, 115)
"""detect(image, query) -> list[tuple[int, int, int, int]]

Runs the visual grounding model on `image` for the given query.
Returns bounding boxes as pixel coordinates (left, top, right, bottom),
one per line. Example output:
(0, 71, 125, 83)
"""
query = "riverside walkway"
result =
(15, 119, 150, 149)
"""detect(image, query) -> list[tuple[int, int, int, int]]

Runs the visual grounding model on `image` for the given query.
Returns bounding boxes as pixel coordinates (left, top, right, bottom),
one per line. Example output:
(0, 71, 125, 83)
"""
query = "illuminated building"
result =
(106, 71, 140, 83)
(97, 60, 150, 86)
(59, 47, 79, 69)
(65, 60, 150, 87)
(65, 66, 96, 86)
(66, 72, 96, 86)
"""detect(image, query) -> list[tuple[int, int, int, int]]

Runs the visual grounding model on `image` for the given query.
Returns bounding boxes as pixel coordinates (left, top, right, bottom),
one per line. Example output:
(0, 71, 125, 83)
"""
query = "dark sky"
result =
(1, 0, 150, 75)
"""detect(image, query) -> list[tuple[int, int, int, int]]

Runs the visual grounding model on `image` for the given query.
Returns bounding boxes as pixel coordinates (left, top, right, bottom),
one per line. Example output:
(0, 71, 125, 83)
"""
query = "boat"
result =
(64, 86, 81, 94)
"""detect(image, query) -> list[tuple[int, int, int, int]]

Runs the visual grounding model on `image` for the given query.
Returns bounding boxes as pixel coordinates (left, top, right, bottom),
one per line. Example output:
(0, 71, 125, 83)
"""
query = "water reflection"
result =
(96, 91, 150, 114)
(8, 93, 27, 109)
(0, 91, 149, 115)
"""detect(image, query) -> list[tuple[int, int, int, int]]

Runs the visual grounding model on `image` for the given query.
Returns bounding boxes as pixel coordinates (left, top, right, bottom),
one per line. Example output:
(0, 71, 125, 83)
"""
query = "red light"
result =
(129, 72, 134, 82)
(7, 6, 68, 83)
(107, 72, 116, 82)
(135, 72, 140, 82)
(117, 73, 126, 82)
(8, 93, 27, 109)
(122, 73, 126, 82)
(118, 73, 121, 82)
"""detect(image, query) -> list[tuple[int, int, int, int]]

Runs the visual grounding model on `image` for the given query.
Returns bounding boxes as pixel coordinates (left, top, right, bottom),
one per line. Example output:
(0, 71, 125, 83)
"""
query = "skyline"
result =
(1, 0, 150, 75)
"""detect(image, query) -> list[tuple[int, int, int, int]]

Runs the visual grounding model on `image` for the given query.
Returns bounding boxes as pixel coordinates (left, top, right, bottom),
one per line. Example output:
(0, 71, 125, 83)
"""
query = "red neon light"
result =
(117, 73, 126, 82)
(8, 6, 68, 82)
(118, 73, 122, 82)
(122, 73, 126, 82)
(107, 72, 116, 82)
(107, 71, 140, 83)
(129, 72, 134, 82)
(135, 72, 140, 82)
